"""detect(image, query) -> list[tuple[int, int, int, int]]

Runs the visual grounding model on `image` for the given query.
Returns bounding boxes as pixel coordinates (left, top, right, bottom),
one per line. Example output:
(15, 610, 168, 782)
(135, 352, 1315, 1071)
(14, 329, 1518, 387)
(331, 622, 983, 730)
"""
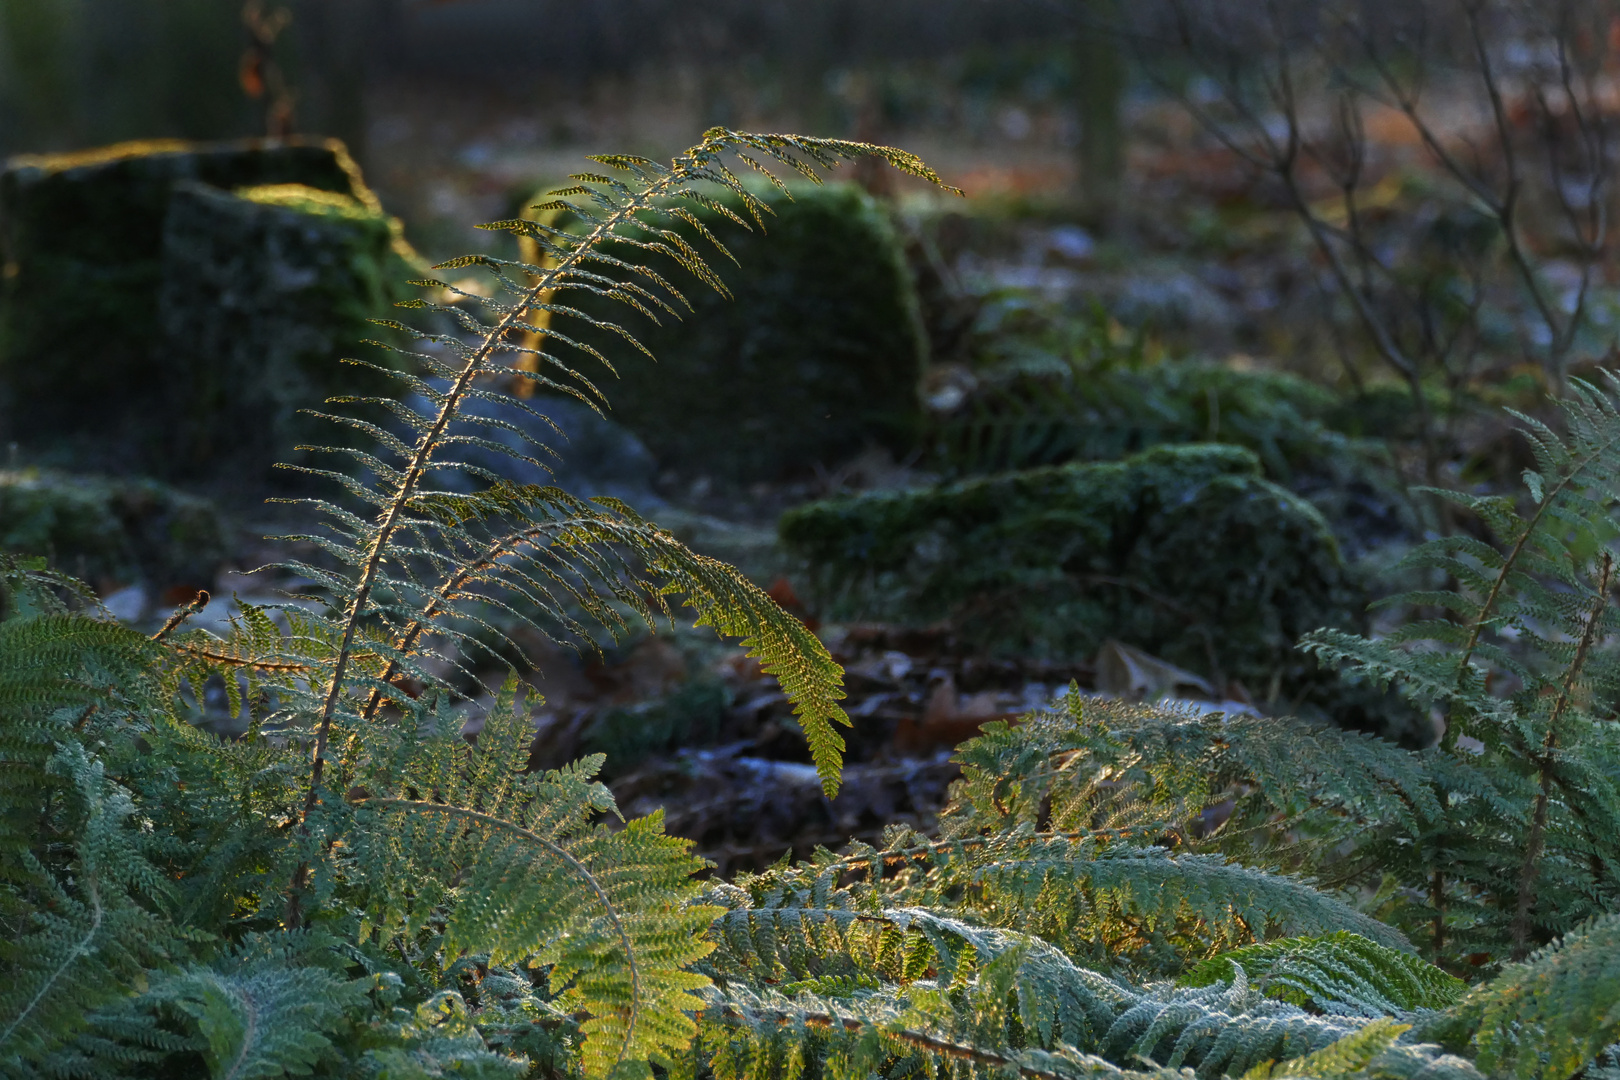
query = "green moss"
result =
(0, 468, 228, 590)
(562, 182, 926, 484)
(937, 302, 1374, 478)
(0, 137, 401, 474)
(780, 443, 1366, 691)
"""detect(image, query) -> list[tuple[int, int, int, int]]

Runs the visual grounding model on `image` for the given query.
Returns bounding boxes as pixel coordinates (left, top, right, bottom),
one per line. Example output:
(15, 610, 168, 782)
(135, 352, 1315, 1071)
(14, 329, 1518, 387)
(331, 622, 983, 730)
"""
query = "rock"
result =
(778, 443, 1367, 695)
(0, 137, 411, 477)
(559, 182, 927, 485)
(0, 468, 229, 594)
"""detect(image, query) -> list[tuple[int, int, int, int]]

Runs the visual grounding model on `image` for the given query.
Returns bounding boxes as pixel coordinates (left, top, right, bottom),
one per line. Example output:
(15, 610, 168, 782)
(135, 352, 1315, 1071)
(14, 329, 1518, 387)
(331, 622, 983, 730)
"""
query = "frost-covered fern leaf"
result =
(153, 942, 371, 1080)
(1179, 934, 1464, 1017)
(345, 678, 720, 1079)
(697, 847, 1426, 1077)
(698, 955, 1369, 1080)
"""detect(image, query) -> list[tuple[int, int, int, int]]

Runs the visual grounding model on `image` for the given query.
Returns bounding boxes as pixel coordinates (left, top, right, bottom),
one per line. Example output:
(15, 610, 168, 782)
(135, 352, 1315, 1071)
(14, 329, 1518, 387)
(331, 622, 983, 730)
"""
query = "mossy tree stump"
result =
(0, 137, 412, 479)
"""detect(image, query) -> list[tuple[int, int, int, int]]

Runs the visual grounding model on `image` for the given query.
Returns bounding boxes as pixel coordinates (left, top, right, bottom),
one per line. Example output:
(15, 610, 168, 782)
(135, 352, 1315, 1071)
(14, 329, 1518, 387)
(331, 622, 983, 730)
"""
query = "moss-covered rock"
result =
(563, 182, 926, 484)
(927, 303, 1419, 558)
(779, 443, 1366, 694)
(0, 468, 228, 592)
(0, 137, 409, 476)
(158, 180, 411, 472)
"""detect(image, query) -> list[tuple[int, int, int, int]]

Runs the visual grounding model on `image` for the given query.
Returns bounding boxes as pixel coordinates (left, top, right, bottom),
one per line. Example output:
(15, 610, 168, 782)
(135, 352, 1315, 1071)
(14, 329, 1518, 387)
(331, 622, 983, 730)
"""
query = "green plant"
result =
(6, 131, 1620, 1080)
(0, 129, 940, 1077)
(1303, 375, 1620, 963)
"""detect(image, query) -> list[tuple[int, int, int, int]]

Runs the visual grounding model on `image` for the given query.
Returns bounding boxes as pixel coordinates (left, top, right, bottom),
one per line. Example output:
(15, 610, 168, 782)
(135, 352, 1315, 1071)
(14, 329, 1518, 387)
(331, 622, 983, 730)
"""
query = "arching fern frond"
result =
(278, 129, 952, 820)
(354, 484, 848, 792)
(943, 695, 1435, 873)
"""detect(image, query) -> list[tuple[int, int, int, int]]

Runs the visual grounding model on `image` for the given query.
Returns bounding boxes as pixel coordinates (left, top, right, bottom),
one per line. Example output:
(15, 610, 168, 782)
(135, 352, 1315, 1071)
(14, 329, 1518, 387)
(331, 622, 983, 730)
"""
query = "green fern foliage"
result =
(157, 950, 370, 1079)
(0, 744, 180, 1068)
(279, 129, 950, 802)
(9, 128, 1620, 1080)
(1301, 375, 1620, 961)
(346, 679, 720, 1079)
(1180, 934, 1465, 1016)
(943, 694, 1434, 870)
(1451, 913, 1620, 1080)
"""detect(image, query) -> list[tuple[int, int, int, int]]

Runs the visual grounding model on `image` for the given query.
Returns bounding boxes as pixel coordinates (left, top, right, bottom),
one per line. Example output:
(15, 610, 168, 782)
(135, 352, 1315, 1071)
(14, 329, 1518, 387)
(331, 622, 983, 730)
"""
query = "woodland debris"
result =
(612, 746, 960, 876)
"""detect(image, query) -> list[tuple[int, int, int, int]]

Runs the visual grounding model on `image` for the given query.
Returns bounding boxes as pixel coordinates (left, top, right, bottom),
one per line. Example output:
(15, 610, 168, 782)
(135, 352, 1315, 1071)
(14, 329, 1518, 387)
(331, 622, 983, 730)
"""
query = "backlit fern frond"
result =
(1243, 1018, 1483, 1080)
(950, 837, 1412, 960)
(280, 129, 951, 810)
(344, 678, 719, 1079)
(693, 836, 1429, 1078)
(350, 483, 848, 792)
(943, 695, 1435, 870)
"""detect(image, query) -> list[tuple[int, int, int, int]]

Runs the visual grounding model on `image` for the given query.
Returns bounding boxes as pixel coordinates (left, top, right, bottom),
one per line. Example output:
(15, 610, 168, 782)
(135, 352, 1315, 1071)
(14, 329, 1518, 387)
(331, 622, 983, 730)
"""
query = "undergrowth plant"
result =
(3, 131, 1620, 1080)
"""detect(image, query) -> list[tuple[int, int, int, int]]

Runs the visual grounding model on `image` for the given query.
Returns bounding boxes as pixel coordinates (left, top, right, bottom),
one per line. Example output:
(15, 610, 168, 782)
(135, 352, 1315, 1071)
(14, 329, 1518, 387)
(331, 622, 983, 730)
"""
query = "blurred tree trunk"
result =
(289, 0, 378, 166)
(1074, 0, 1126, 220)
(0, 0, 79, 153)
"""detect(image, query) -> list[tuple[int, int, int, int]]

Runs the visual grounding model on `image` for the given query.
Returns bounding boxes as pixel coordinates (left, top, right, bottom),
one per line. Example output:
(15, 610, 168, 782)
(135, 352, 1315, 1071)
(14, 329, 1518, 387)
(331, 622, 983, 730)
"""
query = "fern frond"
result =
(155, 947, 371, 1080)
(954, 836, 1412, 958)
(278, 129, 954, 829)
(1449, 912, 1620, 1080)
(360, 486, 850, 794)
(0, 744, 179, 1068)
(1180, 934, 1464, 1016)
(945, 695, 1436, 868)
(345, 681, 718, 1079)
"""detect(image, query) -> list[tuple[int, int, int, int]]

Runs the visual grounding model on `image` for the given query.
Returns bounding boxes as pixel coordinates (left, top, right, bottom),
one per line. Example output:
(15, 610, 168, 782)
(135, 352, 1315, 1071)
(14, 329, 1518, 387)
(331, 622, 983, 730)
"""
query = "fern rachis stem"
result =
(0, 847, 102, 1052)
(1447, 426, 1620, 750)
(288, 160, 693, 927)
(713, 1003, 1076, 1080)
(1512, 550, 1612, 958)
